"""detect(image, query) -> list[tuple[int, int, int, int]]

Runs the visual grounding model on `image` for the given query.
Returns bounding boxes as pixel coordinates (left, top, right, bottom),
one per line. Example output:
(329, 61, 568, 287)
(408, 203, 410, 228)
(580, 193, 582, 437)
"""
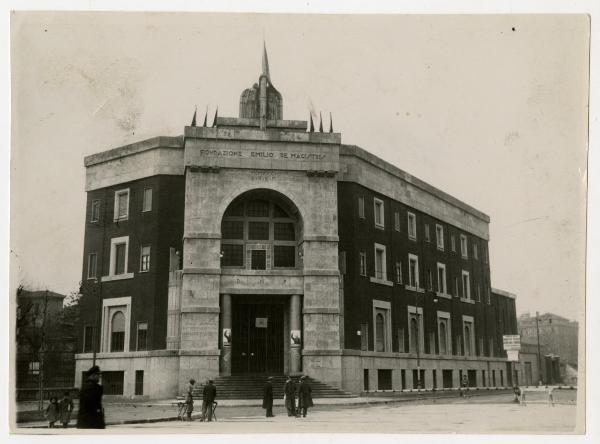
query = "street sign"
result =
(503, 334, 521, 351)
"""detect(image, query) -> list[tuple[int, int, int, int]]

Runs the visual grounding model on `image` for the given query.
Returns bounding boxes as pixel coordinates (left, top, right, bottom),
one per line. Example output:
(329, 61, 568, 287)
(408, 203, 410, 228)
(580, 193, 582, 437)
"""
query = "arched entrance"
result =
(219, 189, 303, 375)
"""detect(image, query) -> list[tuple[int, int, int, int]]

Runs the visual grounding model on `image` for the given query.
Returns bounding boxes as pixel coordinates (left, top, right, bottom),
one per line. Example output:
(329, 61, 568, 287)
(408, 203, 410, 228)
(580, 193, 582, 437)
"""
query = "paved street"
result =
(103, 394, 578, 434)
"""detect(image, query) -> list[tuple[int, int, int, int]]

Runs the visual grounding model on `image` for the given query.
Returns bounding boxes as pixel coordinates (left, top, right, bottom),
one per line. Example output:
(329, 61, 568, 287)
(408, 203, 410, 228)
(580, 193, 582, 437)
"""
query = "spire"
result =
(191, 106, 197, 127)
(309, 113, 314, 132)
(262, 41, 270, 80)
(212, 107, 218, 127)
(319, 112, 323, 133)
(329, 112, 334, 133)
(202, 106, 208, 127)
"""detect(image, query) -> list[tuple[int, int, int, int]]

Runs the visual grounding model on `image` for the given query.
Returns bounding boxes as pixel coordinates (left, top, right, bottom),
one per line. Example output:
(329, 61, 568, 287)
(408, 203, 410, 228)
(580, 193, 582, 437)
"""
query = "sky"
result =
(9, 12, 589, 322)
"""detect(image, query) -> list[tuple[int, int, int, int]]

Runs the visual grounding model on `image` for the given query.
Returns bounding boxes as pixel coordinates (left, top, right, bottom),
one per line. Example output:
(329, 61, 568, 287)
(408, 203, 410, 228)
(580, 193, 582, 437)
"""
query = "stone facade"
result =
(75, 48, 518, 398)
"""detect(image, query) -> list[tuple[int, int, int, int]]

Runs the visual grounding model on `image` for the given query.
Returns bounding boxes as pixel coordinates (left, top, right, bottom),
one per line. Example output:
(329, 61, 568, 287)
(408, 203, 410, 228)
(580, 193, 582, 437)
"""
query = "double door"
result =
(231, 301, 284, 374)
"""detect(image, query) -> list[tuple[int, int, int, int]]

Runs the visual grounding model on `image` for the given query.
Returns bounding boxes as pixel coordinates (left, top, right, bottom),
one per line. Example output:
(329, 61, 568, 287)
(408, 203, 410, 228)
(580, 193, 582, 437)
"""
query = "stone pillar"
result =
(221, 294, 232, 375)
(289, 294, 302, 374)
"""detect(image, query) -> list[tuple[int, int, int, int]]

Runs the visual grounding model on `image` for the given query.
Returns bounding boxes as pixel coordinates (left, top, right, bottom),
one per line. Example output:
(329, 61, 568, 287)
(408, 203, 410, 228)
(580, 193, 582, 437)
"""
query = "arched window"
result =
(221, 194, 299, 270)
(375, 313, 385, 352)
(111, 311, 125, 352)
(410, 317, 419, 353)
(439, 321, 447, 355)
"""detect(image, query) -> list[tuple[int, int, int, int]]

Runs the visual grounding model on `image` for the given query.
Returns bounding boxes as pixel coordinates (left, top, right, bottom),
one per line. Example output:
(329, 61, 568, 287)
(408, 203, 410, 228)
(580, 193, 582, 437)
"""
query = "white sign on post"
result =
(503, 335, 521, 351)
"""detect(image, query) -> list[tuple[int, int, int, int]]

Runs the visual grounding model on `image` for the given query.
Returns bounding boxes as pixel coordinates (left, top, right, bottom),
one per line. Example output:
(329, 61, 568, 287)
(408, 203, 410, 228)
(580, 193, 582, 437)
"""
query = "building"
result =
(76, 47, 518, 398)
(16, 289, 77, 400)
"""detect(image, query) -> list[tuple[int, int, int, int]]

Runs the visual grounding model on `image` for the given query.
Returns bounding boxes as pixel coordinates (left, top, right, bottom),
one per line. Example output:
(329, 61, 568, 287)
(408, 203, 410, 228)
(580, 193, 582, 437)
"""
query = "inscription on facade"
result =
(198, 149, 327, 161)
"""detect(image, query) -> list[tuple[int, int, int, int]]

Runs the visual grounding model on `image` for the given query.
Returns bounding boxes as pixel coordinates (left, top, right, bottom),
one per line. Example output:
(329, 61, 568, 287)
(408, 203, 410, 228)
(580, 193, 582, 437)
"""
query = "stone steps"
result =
(191, 375, 355, 400)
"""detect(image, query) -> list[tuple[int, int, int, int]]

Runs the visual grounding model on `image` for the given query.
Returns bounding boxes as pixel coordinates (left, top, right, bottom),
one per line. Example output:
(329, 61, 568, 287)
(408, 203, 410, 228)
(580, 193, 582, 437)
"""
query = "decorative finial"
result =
(191, 106, 197, 127)
(309, 113, 314, 132)
(319, 112, 323, 133)
(329, 112, 334, 133)
(202, 106, 208, 127)
(212, 107, 218, 127)
(262, 41, 270, 80)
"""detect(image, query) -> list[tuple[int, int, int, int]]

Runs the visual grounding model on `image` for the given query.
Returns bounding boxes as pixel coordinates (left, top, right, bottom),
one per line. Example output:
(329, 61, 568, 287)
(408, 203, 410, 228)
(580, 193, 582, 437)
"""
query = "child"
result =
(45, 397, 60, 428)
(59, 392, 74, 428)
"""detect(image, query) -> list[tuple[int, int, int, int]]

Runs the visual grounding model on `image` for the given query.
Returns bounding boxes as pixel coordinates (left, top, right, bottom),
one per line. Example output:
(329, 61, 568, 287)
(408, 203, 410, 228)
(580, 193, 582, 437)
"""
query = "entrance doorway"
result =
(231, 297, 284, 374)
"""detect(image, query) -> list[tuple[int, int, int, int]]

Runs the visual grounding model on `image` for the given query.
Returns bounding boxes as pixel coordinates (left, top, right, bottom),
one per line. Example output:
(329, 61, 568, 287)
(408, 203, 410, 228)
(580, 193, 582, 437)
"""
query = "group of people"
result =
(43, 392, 74, 428)
(263, 375, 313, 418)
(183, 378, 217, 421)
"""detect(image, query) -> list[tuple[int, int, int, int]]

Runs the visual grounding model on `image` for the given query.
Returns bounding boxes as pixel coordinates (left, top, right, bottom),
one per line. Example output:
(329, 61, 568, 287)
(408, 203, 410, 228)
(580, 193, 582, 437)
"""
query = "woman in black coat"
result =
(262, 376, 274, 417)
(297, 376, 313, 418)
(76, 366, 105, 429)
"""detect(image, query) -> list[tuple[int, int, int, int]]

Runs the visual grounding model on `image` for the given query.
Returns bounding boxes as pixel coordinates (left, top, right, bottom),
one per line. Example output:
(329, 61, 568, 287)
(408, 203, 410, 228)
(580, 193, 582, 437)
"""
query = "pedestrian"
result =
(459, 374, 469, 398)
(547, 386, 555, 407)
(284, 375, 296, 417)
(59, 391, 74, 428)
(76, 365, 105, 429)
(201, 379, 217, 422)
(44, 396, 60, 428)
(184, 379, 196, 421)
(263, 376, 274, 417)
(296, 376, 313, 418)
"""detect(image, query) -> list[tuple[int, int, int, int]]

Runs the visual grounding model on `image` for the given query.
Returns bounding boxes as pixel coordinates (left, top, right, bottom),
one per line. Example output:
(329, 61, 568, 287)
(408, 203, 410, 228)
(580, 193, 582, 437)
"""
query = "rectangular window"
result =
(360, 323, 369, 351)
(87, 253, 97, 279)
(436, 224, 444, 250)
(246, 200, 269, 217)
(222, 220, 244, 239)
(359, 252, 367, 276)
(407, 212, 417, 240)
(395, 262, 402, 284)
(83, 325, 94, 353)
(102, 371, 124, 396)
(140, 245, 151, 272)
(273, 245, 296, 268)
(135, 370, 144, 396)
(462, 271, 471, 300)
(427, 269, 433, 290)
(221, 244, 244, 267)
(115, 243, 127, 275)
(451, 235, 456, 252)
(437, 263, 447, 294)
(374, 244, 386, 280)
(250, 250, 267, 270)
(455, 276, 460, 297)
(460, 234, 468, 259)
(374, 198, 384, 228)
(397, 328, 405, 353)
(111, 329, 125, 353)
(142, 188, 153, 212)
(91, 199, 100, 222)
(394, 211, 400, 231)
(408, 254, 419, 288)
(476, 283, 481, 302)
(248, 221, 269, 240)
(358, 196, 365, 219)
(473, 242, 478, 260)
(136, 322, 148, 351)
(425, 224, 430, 242)
(114, 189, 130, 221)
(377, 369, 392, 390)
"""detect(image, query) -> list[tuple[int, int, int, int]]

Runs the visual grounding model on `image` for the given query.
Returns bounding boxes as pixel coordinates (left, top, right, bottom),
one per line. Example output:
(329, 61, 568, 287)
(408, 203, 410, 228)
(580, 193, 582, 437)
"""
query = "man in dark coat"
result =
(76, 365, 105, 429)
(262, 376, 274, 417)
(296, 375, 313, 418)
(284, 376, 296, 417)
(201, 379, 217, 422)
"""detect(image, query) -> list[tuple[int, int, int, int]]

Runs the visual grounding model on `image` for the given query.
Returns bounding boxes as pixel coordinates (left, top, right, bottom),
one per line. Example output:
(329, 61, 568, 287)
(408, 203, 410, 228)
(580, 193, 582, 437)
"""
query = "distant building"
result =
(76, 46, 519, 398)
(16, 289, 77, 400)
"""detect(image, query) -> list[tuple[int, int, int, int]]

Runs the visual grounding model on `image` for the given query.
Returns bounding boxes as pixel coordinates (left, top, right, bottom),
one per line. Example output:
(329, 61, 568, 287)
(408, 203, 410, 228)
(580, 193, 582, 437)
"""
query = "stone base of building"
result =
(76, 350, 511, 399)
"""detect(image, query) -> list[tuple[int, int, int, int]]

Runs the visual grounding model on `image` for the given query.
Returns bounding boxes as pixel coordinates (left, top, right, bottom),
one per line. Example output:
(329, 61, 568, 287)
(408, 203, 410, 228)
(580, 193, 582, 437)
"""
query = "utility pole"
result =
(38, 290, 48, 411)
(536, 311, 542, 384)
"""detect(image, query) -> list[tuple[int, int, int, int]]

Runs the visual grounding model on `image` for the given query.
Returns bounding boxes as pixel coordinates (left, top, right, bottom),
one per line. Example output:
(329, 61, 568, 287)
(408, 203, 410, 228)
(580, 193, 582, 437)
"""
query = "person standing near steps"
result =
(262, 376, 274, 417)
(284, 375, 296, 417)
(201, 379, 217, 422)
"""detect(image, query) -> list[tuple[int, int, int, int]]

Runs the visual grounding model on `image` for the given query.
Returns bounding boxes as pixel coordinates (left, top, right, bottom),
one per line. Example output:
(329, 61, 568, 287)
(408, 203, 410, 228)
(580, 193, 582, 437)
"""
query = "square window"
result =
(87, 253, 97, 279)
(91, 199, 100, 222)
(222, 220, 244, 239)
(142, 188, 152, 212)
(251, 250, 266, 270)
(248, 221, 270, 240)
(358, 196, 365, 219)
(407, 212, 417, 240)
(394, 211, 400, 231)
(273, 245, 295, 268)
(114, 189, 130, 221)
(140, 245, 151, 272)
(221, 244, 244, 267)
(274, 222, 295, 241)
(374, 198, 385, 228)
(359, 252, 367, 276)
(436, 225, 444, 250)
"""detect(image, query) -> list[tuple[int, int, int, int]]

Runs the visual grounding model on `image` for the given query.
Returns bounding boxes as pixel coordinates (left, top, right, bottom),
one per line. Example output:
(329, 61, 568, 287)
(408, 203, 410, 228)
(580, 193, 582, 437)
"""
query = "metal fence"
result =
(16, 351, 76, 401)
